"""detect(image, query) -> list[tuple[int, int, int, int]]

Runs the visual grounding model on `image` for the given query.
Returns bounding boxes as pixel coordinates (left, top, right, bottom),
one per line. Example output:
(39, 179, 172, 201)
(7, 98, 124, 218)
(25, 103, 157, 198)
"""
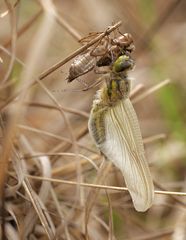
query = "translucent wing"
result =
(95, 99, 154, 212)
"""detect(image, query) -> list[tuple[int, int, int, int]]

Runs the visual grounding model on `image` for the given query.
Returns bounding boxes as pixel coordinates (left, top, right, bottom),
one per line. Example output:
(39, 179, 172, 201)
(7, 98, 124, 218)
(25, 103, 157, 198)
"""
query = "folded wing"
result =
(99, 99, 154, 212)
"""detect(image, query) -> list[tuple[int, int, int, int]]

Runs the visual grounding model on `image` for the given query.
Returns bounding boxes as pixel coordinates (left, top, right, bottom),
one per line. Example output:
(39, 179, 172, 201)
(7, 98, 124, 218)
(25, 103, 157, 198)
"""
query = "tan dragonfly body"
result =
(88, 55, 154, 212)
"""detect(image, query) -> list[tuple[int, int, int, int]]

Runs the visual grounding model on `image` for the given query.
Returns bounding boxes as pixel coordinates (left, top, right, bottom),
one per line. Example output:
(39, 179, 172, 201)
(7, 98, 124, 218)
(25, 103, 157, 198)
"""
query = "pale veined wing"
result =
(98, 98, 154, 212)
(88, 96, 154, 212)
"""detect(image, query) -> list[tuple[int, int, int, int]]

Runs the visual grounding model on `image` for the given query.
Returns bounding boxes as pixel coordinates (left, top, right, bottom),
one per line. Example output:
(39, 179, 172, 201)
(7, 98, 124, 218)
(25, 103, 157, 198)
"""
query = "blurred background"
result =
(0, 0, 186, 239)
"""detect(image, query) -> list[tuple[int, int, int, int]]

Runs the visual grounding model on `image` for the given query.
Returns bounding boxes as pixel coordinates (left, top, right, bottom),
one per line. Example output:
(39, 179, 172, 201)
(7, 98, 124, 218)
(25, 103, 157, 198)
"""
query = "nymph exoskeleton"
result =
(66, 31, 135, 83)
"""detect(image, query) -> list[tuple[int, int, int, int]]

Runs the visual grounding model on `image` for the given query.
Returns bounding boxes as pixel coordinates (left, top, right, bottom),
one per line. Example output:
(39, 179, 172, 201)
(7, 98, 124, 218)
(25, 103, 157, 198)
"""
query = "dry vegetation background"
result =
(0, 0, 186, 239)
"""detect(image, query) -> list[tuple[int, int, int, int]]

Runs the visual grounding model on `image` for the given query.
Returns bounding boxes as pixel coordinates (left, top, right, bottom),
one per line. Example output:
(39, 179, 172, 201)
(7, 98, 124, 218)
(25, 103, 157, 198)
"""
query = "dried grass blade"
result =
(22, 178, 55, 239)
(132, 79, 171, 104)
(84, 160, 112, 238)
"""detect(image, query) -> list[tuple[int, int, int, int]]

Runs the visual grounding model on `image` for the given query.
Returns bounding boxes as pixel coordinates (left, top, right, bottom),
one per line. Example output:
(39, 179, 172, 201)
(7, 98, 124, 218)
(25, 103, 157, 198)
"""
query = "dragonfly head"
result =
(112, 54, 135, 73)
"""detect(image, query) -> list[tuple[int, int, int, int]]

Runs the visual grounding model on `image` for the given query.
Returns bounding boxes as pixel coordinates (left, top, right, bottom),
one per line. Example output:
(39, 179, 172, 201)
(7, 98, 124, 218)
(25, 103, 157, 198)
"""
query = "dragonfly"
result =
(88, 54, 154, 212)
(66, 31, 135, 83)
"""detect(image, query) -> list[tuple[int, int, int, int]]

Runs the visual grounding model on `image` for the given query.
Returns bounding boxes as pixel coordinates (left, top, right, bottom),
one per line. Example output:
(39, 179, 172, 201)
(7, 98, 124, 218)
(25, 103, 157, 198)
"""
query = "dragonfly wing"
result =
(99, 99, 154, 212)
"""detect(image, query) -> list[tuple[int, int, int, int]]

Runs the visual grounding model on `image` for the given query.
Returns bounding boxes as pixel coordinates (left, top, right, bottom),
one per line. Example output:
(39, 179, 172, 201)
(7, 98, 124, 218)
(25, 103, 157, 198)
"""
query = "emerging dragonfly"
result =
(66, 31, 135, 83)
(88, 54, 154, 212)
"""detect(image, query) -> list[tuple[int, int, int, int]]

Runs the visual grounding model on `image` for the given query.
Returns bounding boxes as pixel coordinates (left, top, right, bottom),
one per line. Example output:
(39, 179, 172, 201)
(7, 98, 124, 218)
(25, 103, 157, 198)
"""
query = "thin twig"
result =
(18, 124, 93, 153)
(154, 181, 186, 207)
(23, 152, 99, 171)
(132, 79, 170, 104)
(126, 228, 173, 240)
(130, 84, 145, 100)
(46, 123, 94, 155)
(36, 0, 82, 41)
(26, 175, 186, 197)
(22, 178, 55, 239)
(0, 0, 19, 18)
(54, 9, 82, 41)
(24, 101, 89, 118)
(85, 160, 112, 239)
(143, 134, 166, 145)
(51, 155, 100, 177)
(3, 9, 42, 48)
(2, 0, 18, 83)
(137, 0, 183, 52)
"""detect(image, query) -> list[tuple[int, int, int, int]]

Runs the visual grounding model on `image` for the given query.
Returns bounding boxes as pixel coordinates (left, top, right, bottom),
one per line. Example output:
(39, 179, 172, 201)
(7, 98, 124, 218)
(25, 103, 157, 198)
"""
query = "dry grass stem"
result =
(23, 152, 99, 171)
(0, 0, 20, 18)
(25, 101, 89, 118)
(130, 84, 145, 100)
(54, 9, 82, 41)
(3, 9, 42, 48)
(132, 79, 171, 103)
(18, 124, 94, 153)
(26, 175, 186, 197)
(143, 134, 166, 145)
(126, 228, 173, 240)
(2, 0, 17, 83)
(84, 160, 112, 239)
